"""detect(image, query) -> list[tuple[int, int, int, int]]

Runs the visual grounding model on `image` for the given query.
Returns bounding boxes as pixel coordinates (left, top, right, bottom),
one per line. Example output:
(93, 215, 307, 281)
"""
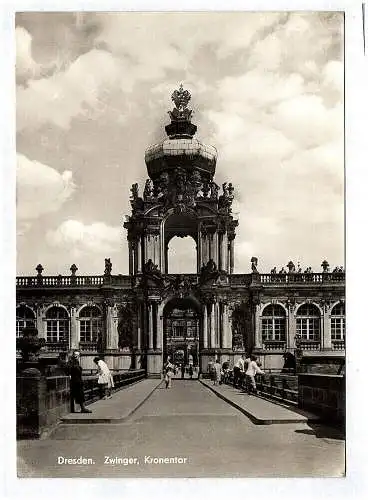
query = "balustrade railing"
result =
(255, 272, 344, 285)
(332, 340, 345, 350)
(16, 271, 344, 288)
(263, 341, 287, 351)
(16, 274, 132, 288)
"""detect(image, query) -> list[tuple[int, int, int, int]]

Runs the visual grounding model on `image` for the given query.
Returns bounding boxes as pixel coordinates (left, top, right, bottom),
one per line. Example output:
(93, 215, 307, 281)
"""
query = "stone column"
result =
(36, 305, 45, 339)
(288, 307, 297, 349)
(254, 303, 262, 349)
(137, 236, 142, 273)
(157, 309, 163, 350)
(148, 303, 154, 350)
(137, 302, 142, 350)
(202, 233, 208, 265)
(323, 304, 332, 349)
(210, 301, 216, 348)
(215, 301, 220, 347)
(70, 306, 78, 349)
(106, 305, 119, 350)
(128, 241, 133, 275)
(229, 239, 235, 274)
(202, 304, 208, 349)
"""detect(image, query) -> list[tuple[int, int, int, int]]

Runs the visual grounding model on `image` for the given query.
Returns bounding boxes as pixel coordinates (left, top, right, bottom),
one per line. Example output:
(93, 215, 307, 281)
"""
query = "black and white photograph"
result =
(12, 8, 348, 482)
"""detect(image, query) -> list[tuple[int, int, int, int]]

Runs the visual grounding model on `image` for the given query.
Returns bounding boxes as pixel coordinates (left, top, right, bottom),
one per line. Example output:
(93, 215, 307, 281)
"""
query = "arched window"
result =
(16, 305, 36, 337)
(261, 304, 286, 342)
(296, 303, 321, 341)
(45, 306, 70, 345)
(331, 303, 345, 341)
(79, 306, 102, 343)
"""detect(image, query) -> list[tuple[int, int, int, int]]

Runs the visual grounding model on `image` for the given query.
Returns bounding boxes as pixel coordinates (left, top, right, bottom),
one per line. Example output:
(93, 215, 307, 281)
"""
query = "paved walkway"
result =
(61, 379, 161, 424)
(200, 380, 319, 424)
(17, 379, 344, 478)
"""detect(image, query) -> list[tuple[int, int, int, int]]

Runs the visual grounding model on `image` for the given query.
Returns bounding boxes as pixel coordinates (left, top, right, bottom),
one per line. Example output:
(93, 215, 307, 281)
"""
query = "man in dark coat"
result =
(66, 351, 92, 413)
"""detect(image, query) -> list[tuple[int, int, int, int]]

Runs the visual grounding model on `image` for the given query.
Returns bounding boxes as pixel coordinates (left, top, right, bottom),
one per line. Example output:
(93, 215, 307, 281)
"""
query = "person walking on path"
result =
(66, 351, 92, 413)
(233, 354, 246, 388)
(94, 356, 114, 399)
(212, 358, 222, 386)
(163, 356, 175, 389)
(245, 354, 264, 394)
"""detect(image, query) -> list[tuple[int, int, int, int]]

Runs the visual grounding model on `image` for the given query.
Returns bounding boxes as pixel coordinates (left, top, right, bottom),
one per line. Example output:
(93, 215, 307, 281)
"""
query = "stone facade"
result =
(16, 86, 345, 376)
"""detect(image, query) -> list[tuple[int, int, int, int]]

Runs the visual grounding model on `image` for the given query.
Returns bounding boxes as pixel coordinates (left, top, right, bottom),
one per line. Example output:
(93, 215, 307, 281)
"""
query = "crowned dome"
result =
(144, 85, 217, 180)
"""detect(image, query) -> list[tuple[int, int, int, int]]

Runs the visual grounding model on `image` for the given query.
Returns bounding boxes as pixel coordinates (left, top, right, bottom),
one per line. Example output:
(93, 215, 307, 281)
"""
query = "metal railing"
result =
(82, 369, 146, 403)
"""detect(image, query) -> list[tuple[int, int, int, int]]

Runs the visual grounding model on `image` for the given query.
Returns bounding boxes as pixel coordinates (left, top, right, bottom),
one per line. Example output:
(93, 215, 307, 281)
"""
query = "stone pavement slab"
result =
(61, 379, 162, 424)
(200, 380, 320, 424)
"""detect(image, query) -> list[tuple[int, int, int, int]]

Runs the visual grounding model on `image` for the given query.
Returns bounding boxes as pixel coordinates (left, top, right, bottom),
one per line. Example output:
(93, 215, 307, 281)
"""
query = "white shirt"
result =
(246, 360, 264, 377)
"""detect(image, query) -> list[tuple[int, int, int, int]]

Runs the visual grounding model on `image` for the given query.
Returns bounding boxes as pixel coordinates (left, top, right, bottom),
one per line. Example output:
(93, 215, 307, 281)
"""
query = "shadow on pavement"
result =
(295, 423, 345, 440)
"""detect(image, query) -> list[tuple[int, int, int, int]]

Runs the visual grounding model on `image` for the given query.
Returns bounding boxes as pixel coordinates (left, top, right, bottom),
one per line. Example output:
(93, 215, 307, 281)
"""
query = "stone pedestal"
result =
(147, 350, 163, 378)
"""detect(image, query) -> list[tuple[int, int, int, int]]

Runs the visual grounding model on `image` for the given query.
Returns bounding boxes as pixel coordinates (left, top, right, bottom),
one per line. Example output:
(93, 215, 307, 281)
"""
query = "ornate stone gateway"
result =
(124, 85, 238, 376)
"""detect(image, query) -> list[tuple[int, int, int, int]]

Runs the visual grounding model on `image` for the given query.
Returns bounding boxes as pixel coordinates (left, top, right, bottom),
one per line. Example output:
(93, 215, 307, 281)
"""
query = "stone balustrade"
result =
(17, 272, 344, 289)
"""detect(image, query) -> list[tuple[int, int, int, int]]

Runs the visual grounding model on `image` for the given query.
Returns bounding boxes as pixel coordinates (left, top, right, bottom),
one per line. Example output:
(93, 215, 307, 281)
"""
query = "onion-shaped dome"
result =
(145, 85, 217, 179)
(145, 137, 217, 178)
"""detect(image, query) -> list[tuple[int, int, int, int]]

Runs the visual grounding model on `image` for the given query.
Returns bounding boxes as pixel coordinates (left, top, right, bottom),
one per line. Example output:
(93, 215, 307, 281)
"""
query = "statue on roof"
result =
(168, 84, 193, 121)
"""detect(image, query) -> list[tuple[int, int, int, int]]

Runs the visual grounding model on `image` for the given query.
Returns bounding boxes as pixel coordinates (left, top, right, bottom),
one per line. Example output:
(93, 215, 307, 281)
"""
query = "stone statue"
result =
(321, 260, 330, 272)
(270, 267, 277, 274)
(287, 261, 296, 273)
(104, 258, 112, 276)
(251, 256, 259, 274)
(143, 259, 162, 279)
(130, 183, 139, 200)
(202, 180, 210, 198)
(143, 179, 153, 200)
(210, 182, 219, 200)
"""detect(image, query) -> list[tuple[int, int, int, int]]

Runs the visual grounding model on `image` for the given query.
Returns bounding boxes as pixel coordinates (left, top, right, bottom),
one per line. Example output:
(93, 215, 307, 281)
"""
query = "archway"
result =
(163, 212, 198, 273)
(167, 236, 197, 274)
(163, 297, 200, 379)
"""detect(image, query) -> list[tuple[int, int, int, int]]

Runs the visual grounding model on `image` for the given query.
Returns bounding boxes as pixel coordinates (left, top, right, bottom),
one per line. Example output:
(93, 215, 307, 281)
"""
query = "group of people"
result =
(60, 350, 115, 413)
(210, 354, 264, 394)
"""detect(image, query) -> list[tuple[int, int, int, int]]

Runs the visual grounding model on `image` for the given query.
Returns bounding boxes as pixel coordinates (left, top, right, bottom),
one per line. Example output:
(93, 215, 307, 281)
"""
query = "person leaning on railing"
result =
(245, 355, 264, 395)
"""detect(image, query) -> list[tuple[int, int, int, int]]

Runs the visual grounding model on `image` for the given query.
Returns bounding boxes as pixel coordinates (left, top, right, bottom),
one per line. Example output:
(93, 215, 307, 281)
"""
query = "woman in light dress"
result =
(94, 356, 114, 399)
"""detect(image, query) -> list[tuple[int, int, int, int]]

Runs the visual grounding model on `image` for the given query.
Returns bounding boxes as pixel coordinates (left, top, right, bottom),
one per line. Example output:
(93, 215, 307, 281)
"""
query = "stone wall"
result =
(17, 368, 70, 439)
(298, 373, 345, 424)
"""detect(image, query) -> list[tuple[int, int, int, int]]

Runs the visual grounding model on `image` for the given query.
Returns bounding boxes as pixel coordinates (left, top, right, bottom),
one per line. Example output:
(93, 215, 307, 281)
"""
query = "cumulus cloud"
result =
(17, 49, 123, 131)
(16, 26, 40, 83)
(46, 219, 122, 257)
(17, 154, 75, 228)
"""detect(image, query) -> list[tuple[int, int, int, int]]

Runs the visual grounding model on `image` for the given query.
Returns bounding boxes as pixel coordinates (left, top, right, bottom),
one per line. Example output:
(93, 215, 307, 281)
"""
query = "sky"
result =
(16, 11, 344, 276)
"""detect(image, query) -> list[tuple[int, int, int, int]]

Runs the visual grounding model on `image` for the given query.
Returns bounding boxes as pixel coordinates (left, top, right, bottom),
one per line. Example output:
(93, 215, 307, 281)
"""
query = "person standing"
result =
(66, 351, 92, 413)
(212, 358, 222, 386)
(233, 354, 246, 388)
(163, 356, 175, 389)
(245, 355, 264, 394)
(94, 356, 114, 399)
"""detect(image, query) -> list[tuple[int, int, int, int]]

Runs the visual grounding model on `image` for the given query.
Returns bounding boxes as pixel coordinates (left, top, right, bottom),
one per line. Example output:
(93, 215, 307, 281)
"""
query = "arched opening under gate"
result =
(163, 212, 198, 274)
(167, 236, 197, 274)
(163, 297, 200, 379)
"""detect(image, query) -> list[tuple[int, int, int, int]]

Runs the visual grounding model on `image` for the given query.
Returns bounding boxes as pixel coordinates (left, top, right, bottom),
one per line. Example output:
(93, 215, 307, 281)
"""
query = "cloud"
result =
(16, 26, 40, 83)
(17, 49, 122, 131)
(17, 154, 75, 230)
(46, 219, 122, 257)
